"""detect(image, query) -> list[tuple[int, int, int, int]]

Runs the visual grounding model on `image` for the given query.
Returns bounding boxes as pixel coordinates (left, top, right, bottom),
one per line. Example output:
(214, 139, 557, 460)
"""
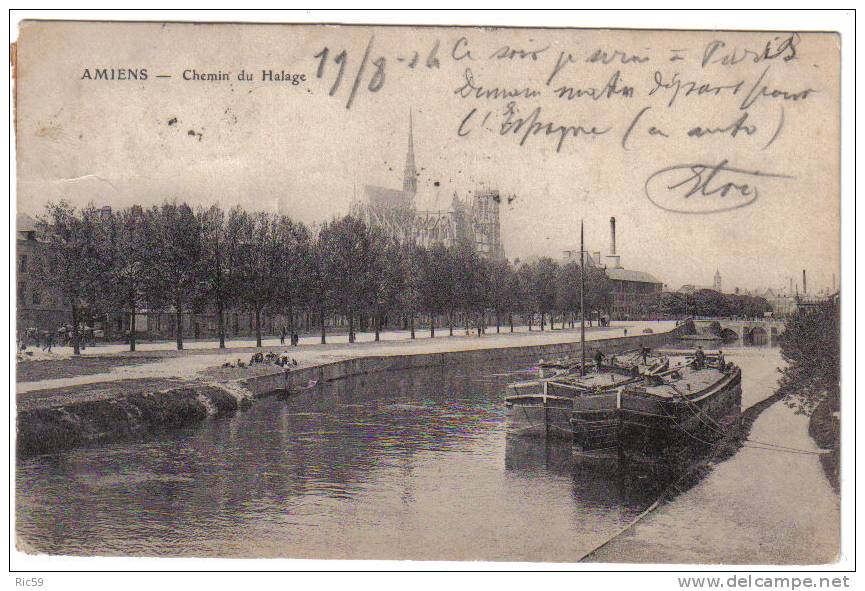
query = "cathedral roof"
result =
(364, 185, 414, 210)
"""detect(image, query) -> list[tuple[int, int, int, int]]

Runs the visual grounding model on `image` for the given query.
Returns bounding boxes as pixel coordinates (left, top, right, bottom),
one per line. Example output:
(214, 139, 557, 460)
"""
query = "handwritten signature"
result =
(644, 159, 794, 214)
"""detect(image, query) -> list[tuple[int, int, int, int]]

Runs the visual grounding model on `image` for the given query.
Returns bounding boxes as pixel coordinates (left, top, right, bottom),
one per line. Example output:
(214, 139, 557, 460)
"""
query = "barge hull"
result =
(572, 367, 742, 455)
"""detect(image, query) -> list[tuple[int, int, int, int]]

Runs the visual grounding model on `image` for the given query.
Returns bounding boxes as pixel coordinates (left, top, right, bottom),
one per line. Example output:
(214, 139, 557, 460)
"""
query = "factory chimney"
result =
(803, 269, 807, 295)
(605, 217, 622, 269)
(609, 217, 617, 255)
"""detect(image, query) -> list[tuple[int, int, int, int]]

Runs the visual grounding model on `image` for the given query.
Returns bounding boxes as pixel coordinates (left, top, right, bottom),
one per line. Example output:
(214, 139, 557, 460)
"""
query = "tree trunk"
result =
(348, 314, 355, 343)
(255, 306, 262, 347)
(496, 310, 501, 333)
(374, 313, 380, 342)
(128, 303, 136, 352)
(430, 311, 435, 338)
(410, 313, 415, 339)
(287, 304, 294, 334)
(217, 302, 225, 349)
(540, 312, 545, 331)
(320, 306, 326, 344)
(175, 307, 183, 350)
(449, 310, 454, 336)
(71, 303, 81, 355)
(528, 312, 533, 331)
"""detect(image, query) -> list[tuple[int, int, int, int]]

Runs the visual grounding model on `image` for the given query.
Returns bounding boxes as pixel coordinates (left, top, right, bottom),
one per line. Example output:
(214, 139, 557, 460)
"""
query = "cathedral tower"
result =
(402, 111, 417, 197)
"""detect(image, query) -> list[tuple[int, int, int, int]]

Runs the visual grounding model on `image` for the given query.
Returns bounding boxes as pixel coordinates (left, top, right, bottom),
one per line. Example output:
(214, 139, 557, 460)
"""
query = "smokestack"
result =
(789, 277, 793, 294)
(609, 217, 617, 255)
(803, 269, 807, 295)
(832, 274, 836, 293)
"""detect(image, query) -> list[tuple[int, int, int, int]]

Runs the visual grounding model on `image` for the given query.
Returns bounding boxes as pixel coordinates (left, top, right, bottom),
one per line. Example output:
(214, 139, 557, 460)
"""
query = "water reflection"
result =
(16, 353, 777, 560)
(506, 436, 664, 506)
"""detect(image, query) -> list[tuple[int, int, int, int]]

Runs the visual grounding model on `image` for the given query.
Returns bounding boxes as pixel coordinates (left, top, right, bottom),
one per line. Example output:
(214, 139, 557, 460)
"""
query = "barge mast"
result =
(580, 220, 586, 376)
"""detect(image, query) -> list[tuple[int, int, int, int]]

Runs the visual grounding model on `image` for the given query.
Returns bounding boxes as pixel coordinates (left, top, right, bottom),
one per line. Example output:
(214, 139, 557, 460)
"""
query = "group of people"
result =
(279, 327, 300, 346)
(692, 345, 726, 370)
(222, 351, 299, 369)
(18, 323, 96, 353)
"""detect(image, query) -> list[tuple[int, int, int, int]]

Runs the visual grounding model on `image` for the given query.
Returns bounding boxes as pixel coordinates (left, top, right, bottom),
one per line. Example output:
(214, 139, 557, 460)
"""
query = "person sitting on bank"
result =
(694, 345, 706, 369)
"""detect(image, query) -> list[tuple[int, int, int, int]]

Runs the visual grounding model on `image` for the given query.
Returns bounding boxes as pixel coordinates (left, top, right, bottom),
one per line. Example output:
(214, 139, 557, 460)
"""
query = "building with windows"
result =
(16, 213, 71, 332)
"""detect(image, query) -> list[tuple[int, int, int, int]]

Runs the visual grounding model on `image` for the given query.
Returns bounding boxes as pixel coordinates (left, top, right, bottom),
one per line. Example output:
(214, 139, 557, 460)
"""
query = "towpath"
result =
(586, 348, 840, 565)
(17, 321, 675, 399)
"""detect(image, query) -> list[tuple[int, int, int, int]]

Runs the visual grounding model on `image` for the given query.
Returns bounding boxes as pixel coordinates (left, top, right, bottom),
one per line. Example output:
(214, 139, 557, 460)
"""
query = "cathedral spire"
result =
(403, 110, 417, 197)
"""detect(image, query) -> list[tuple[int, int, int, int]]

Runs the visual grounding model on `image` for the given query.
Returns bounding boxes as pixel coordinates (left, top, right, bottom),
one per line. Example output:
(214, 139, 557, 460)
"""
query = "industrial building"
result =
(563, 217, 664, 320)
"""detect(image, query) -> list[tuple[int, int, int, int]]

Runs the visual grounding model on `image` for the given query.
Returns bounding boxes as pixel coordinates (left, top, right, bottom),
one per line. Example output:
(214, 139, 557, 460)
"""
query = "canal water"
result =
(16, 347, 781, 562)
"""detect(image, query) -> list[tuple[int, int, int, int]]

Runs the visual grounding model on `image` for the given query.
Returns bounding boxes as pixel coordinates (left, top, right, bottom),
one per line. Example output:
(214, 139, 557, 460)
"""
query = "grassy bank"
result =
(809, 394, 840, 492)
(16, 355, 164, 383)
(16, 383, 245, 459)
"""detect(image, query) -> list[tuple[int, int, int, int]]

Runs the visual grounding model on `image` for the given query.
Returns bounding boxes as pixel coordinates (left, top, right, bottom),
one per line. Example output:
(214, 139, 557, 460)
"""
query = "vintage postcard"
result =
(12, 18, 842, 567)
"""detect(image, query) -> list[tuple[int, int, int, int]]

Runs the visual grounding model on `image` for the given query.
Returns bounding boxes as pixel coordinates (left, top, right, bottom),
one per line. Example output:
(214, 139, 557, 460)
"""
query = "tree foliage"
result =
(778, 297, 840, 415)
(32, 201, 620, 352)
(659, 289, 772, 318)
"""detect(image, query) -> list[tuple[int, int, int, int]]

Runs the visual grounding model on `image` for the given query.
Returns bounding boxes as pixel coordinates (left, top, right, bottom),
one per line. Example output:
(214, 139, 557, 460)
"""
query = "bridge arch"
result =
(719, 328, 739, 343)
(748, 326, 769, 346)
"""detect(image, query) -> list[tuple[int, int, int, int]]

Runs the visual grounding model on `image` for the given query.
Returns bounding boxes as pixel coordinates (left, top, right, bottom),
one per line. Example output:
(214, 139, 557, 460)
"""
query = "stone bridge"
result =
(693, 319, 786, 346)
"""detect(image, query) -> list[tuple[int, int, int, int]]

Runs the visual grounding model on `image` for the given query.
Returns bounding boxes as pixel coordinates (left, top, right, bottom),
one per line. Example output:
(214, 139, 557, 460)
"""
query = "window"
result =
(17, 282, 25, 303)
(31, 291, 41, 305)
(18, 255, 27, 273)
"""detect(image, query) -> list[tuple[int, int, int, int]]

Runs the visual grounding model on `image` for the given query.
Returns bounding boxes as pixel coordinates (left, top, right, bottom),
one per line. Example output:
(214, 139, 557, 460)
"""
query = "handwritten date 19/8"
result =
(314, 37, 385, 110)
(314, 36, 441, 109)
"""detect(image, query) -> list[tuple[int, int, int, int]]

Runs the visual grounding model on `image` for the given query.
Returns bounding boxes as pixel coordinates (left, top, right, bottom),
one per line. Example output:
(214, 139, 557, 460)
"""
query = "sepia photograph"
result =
(9, 10, 853, 576)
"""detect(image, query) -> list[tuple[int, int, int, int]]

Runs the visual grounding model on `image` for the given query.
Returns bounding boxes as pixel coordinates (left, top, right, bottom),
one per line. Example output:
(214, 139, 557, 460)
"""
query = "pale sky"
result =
(15, 22, 840, 294)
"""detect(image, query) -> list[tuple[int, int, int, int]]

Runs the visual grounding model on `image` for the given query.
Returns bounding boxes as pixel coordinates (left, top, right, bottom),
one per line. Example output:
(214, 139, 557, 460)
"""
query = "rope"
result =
(665, 384, 831, 456)
(742, 442, 831, 455)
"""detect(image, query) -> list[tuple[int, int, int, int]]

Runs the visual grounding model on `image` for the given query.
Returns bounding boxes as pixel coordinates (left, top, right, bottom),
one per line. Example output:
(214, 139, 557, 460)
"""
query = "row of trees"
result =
(659, 289, 772, 319)
(35, 200, 613, 354)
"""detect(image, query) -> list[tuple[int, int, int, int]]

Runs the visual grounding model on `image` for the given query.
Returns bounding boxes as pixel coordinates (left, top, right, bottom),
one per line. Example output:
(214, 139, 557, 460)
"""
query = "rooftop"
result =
(606, 267, 662, 285)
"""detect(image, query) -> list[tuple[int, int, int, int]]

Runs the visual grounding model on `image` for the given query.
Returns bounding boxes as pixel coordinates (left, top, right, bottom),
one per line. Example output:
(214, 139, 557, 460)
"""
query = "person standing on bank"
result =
(594, 349, 604, 372)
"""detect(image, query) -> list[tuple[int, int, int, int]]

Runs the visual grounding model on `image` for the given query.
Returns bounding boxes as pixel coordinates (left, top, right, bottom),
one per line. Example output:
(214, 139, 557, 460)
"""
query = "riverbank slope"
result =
(586, 349, 839, 565)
